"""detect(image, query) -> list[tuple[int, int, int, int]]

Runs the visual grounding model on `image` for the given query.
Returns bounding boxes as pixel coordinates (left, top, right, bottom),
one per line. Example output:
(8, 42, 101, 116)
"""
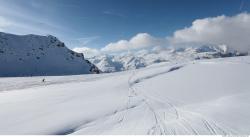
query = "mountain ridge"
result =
(88, 45, 247, 73)
(0, 32, 100, 77)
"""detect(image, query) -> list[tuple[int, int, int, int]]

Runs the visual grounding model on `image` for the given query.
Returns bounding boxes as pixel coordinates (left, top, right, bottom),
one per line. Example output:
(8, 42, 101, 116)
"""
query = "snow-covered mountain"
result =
(89, 45, 246, 73)
(0, 32, 100, 77)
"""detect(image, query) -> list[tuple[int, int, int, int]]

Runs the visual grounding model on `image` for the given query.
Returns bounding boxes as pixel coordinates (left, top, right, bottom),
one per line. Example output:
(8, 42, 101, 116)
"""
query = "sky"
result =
(0, 0, 250, 57)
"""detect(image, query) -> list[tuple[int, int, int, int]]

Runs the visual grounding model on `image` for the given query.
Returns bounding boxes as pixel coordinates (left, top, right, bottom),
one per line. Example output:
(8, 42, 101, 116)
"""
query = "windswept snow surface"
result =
(0, 56, 250, 135)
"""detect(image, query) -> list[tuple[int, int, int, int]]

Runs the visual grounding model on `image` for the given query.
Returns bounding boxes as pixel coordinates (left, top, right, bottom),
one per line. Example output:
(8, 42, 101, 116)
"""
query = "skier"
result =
(42, 78, 45, 82)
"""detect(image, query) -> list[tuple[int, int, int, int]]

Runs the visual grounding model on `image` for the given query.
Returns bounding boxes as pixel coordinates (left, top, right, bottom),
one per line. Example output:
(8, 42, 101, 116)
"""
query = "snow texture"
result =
(0, 56, 249, 135)
(89, 45, 245, 73)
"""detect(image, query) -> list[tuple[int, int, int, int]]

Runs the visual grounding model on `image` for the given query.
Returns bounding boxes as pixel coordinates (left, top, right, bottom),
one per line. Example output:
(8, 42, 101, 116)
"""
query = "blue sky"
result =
(0, 0, 249, 50)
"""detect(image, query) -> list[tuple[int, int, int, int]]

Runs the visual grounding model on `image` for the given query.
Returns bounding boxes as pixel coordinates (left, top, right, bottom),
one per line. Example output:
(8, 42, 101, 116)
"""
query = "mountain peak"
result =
(0, 32, 100, 77)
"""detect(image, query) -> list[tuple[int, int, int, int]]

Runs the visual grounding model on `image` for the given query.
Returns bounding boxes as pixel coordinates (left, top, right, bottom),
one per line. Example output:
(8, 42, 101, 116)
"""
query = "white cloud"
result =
(76, 36, 100, 46)
(73, 33, 168, 57)
(169, 13, 250, 53)
(0, 16, 12, 31)
(74, 13, 250, 58)
(102, 13, 250, 54)
(103, 11, 126, 18)
(101, 33, 168, 53)
(73, 47, 100, 58)
(0, 1, 73, 37)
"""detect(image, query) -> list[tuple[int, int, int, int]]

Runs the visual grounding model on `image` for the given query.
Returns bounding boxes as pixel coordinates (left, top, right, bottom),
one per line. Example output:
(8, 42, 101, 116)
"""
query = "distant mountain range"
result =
(0, 32, 100, 77)
(88, 45, 247, 73)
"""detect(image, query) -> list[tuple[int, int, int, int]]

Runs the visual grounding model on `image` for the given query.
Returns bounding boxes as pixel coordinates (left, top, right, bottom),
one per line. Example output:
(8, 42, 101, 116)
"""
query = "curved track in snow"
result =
(123, 64, 236, 135)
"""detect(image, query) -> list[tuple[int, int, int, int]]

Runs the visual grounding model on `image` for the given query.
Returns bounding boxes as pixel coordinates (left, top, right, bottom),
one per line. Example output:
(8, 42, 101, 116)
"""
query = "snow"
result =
(0, 32, 100, 76)
(88, 45, 245, 73)
(0, 56, 250, 135)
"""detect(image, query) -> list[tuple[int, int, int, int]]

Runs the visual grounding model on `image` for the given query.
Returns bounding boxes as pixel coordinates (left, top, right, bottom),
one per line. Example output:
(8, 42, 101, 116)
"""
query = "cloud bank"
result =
(101, 33, 168, 52)
(75, 13, 250, 56)
(169, 13, 250, 53)
(100, 13, 250, 54)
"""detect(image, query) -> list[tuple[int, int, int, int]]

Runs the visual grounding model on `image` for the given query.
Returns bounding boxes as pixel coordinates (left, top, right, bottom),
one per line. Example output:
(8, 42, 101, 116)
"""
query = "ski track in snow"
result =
(71, 64, 228, 135)
(81, 62, 235, 135)
(55, 102, 143, 135)
(62, 65, 185, 135)
(129, 68, 234, 135)
(127, 66, 182, 135)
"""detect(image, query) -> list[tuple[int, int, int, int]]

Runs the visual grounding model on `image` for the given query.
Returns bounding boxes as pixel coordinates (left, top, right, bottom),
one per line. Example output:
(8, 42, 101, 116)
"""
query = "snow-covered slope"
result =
(0, 32, 100, 77)
(89, 46, 245, 73)
(0, 56, 249, 135)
